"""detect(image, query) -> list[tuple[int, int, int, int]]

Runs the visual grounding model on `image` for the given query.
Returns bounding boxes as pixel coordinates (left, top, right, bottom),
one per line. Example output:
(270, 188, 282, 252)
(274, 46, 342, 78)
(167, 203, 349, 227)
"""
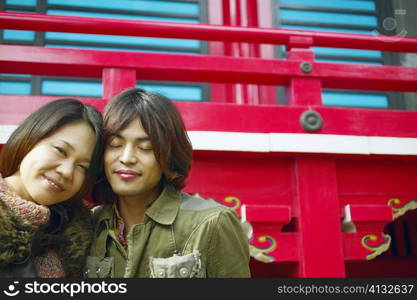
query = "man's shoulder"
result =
(177, 192, 240, 224)
(174, 192, 246, 248)
(179, 192, 225, 212)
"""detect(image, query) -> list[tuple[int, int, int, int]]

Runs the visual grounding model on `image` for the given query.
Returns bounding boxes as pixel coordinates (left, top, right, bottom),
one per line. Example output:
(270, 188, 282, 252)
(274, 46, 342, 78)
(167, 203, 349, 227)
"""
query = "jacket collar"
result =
(97, 184, 181, 226)
(145, 185, 181, 225)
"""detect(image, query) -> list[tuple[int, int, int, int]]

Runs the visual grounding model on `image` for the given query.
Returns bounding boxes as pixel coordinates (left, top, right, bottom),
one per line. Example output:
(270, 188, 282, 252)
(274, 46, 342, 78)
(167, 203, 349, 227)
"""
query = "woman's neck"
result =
(3, 174, 33, 203)
(0, 175, 50, 226)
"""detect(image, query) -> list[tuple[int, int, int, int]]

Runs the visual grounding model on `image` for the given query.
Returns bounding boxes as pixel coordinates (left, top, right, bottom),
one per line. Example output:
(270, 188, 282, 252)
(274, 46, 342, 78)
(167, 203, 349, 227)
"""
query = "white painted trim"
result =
(369, 136, 417, 156)
(187, 131, 417, 155)
(269, 133, 369, 154)
(187, 131, 269, 152)
(0, 125, 17, 144)
(1, 125, 417, 155)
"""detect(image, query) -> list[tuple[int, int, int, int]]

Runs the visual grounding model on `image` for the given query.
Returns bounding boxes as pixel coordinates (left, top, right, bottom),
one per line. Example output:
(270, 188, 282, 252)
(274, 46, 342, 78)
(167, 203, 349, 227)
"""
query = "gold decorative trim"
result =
(223, 196, 241, 211)
(249, 235, 277, 263)
(388, 198, 417, 219)
(361, 233, 391, 260)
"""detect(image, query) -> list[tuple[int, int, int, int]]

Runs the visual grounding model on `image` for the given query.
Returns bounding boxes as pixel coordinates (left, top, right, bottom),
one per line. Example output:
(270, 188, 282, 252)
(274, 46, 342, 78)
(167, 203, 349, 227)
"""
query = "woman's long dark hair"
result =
(0, 98, 104, 203)
(0, 99, 104, 273)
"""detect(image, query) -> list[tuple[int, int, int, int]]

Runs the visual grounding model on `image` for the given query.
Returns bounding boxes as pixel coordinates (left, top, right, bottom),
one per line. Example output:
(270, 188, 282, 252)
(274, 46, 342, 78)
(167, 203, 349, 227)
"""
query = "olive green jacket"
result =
(87, 185, 251, 278)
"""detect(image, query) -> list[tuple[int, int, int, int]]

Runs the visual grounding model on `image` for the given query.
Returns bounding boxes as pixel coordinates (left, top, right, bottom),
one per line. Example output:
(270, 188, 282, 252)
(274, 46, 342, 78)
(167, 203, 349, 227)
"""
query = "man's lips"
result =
(114, 169, 141, 180)
(43, 175, 65, 192)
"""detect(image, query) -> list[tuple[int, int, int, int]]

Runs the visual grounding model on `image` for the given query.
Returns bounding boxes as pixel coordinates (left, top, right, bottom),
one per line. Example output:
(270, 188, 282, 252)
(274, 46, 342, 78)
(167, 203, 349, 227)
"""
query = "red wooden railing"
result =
(1, 11, 417, 278)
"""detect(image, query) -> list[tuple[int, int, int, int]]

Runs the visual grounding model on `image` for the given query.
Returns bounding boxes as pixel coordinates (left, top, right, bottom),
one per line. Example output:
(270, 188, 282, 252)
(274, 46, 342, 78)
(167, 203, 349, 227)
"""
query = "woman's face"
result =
(8, 121, 95, 206)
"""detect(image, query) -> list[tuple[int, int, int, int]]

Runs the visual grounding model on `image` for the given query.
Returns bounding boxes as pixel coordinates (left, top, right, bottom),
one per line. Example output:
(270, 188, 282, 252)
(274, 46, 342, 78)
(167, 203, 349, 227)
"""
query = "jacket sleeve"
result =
(206, 208, 251, 278)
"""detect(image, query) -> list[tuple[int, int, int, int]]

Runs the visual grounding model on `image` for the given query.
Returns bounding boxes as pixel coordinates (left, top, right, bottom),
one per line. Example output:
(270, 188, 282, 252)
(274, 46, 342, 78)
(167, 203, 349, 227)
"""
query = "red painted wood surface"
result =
(102, 68, 136, 99)
(3, 96, 417, 138)
(2, 45, 417, 92)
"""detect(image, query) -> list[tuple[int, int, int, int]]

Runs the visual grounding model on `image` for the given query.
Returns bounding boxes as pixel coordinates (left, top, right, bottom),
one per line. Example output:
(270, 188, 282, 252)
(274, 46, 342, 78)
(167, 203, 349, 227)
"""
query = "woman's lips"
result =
(44, 175, 64, 193)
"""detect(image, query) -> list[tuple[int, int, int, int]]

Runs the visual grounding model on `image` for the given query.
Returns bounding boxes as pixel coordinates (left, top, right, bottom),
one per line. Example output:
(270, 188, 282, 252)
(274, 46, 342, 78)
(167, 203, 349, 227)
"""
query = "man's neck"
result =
(116, 188, 162, 234)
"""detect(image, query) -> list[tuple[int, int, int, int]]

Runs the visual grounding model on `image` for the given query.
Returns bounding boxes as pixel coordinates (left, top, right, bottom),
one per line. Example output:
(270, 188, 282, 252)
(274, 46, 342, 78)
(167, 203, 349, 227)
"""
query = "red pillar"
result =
(287, 46, 346, 277)
(293, 158, 346, 277)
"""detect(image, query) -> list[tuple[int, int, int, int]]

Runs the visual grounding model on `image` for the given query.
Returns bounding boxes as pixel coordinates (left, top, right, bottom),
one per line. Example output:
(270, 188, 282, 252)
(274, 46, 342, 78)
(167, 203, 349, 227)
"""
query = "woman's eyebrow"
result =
(59, 139, 91, 163)
(59, 139, 74, 150)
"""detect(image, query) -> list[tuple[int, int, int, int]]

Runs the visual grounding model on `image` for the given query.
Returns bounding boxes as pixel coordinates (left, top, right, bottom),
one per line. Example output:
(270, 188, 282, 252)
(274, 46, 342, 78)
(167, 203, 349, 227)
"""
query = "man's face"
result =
(104, 118, 163, 202)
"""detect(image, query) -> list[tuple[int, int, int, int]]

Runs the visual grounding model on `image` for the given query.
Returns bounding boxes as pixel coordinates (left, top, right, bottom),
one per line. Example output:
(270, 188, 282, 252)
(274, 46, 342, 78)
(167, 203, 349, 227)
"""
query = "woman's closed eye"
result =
(77, 164, 89, 172)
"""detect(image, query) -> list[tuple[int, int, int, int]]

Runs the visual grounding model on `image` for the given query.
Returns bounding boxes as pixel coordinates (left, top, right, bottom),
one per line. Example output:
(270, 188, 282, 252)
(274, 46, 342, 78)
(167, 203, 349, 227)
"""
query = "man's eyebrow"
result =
(137, 137, 150, 142)
(111, 134, 150, 142)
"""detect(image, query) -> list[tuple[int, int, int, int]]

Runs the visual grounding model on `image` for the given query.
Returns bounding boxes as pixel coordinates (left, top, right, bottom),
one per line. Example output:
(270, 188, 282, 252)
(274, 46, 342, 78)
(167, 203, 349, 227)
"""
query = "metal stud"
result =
(300, 110, 323, 132)
(300, 61, 313, 73)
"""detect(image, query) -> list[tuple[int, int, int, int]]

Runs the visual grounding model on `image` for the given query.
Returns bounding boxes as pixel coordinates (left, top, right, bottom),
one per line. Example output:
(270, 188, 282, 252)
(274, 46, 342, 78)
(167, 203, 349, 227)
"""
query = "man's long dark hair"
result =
(93, 88, 193, 204)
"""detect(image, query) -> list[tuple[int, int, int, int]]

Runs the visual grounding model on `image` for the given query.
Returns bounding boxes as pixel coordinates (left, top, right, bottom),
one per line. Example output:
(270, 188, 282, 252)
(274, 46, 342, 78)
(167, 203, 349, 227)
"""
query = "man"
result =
(87, 88, 250, 278)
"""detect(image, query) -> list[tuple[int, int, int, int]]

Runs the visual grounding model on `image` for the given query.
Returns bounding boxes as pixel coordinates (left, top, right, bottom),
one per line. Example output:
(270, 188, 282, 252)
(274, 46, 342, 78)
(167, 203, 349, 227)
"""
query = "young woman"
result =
(0, 98, 104, 278)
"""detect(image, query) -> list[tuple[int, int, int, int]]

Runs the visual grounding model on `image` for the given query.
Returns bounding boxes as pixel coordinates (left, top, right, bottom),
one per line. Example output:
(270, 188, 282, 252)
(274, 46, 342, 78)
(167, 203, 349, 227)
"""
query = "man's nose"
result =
(120, 145, 138, 165)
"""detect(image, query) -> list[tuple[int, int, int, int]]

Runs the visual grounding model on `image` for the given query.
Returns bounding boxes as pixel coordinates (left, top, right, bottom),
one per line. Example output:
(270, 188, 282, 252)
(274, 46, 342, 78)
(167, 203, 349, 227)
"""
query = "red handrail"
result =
(1, 44, 416, 92)
(0, 11, 417, 53)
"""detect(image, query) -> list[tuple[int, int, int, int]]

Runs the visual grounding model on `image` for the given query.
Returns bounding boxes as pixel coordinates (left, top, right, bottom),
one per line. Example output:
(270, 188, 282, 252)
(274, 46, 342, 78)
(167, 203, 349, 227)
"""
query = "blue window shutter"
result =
(277, 0, 389, 108)
(1, 1, 206, 102)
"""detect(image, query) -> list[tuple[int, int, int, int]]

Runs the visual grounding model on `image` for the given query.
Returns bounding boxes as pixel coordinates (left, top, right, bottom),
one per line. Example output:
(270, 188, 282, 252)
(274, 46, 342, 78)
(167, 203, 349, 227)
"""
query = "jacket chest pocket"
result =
(149, 250, 206, 278)
(85, 256, 114, 278)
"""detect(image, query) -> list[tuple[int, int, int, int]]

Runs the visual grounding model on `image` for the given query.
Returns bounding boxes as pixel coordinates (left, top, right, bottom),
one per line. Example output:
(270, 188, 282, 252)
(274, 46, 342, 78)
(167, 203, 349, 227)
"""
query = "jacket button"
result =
(179, 267, 190, 278)
(157, 269, 166, 278)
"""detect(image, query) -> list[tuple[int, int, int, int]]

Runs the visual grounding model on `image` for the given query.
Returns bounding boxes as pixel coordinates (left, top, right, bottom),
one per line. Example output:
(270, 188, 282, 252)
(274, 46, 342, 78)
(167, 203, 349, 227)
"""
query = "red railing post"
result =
(285, 38, 322, 106)
(286, 43, 346, 277)
(102, 68, 136, 100)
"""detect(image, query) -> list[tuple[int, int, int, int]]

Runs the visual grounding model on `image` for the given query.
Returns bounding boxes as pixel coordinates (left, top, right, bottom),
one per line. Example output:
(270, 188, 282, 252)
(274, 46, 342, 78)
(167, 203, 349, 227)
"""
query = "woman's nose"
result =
(56, 160, 74, 179)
